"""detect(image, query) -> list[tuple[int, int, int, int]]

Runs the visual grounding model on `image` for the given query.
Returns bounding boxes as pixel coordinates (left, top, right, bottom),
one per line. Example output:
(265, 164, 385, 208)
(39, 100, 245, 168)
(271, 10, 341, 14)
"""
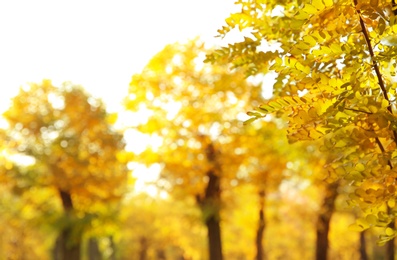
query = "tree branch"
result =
(354, 0, 390, 104)
(344, 108, 372, 114)
(375, 137, 393, 169)
(354, 1, 397, 152)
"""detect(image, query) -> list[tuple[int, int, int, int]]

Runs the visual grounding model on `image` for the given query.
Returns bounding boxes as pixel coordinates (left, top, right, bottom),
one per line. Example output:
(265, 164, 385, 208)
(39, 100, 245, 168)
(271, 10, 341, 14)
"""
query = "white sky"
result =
(0, 0, 240, 196)
(0, 0, 238, 113)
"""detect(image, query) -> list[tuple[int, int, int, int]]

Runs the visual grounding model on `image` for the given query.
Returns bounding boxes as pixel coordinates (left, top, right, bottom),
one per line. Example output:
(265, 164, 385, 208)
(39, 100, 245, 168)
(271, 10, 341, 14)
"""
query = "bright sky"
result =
(0, 0, 238, 113)
(0, 1, 239, 196)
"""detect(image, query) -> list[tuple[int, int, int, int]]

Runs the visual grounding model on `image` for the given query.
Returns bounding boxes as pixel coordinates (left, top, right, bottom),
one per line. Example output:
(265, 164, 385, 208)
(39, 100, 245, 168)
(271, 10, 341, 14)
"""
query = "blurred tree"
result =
(300, 143, 341, 260)
(125, 39, 249, 260)
(124, 39, 296, 259)
(2, 80, 129, 260)
(235, 120, 291, 260)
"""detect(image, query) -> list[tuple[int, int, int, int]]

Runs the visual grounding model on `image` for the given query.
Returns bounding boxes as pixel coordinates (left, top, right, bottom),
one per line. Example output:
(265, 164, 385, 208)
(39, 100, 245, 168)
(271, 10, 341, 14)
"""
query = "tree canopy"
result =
(3, 80, 128, 206)
(1, 80, 129, 258)
(207, 0, 397, 243)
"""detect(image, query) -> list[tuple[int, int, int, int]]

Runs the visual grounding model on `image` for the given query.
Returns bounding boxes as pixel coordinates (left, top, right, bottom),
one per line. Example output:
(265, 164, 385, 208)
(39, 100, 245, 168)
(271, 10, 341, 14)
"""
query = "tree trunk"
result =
(359, 231, 368, 260)
(88, 237, 102, 260)
(205, 211, 223, 260)
(54, 229, 81, 260)
(386, 238, 395, 260)
(196, 142, 223, 260)
(198, 169, 223, 260)
(53, 189, 81, 260)
(255, 190, 266, 260)
(156, 248, 166, 260)
(315, 182, 338, 260)
(138, 237, 148, 260)
(109, 236, 117, 260)
(386, 213, 395, 260)
(59, 190, 74, 211)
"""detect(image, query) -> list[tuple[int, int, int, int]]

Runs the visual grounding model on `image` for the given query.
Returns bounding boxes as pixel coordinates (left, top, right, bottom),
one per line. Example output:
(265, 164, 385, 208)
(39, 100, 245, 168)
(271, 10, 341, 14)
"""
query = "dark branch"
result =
(344, 108, 372, 114)
(354, 2, 389, 104)
(354, 1, 397, 153)
(375, 137, 393, 169)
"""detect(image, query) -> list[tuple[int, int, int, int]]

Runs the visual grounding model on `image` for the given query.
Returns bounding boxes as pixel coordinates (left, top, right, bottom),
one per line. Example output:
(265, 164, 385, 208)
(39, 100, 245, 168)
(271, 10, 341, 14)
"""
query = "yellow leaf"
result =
(308, 107, 318, 118)
(386, 227, 395, 236)
(381, 99, 390, 109)
(323, 0, 333, 7)
(295, 41, 311, 50)
(335, 140, 346, 148)
(303, 4, 318, 14)
(388, 199, 396, 207)
(366, 214, 377, 225)
(378, 19, 386, 35)
(349, 223, 365, 232)
(330, 43, 342, 53)
(295, 11, 310, 20)
(355, 163, 365, 172)
(312, 0, 325, 11)
(355, 217, 370, 231)
(303, 35, 317, 46)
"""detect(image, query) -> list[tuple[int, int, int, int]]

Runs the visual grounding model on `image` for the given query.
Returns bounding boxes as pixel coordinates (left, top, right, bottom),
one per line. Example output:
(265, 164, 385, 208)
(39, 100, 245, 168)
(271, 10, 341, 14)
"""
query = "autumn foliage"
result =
(3, 1, 397, 259)
(208, 0, 397, 246)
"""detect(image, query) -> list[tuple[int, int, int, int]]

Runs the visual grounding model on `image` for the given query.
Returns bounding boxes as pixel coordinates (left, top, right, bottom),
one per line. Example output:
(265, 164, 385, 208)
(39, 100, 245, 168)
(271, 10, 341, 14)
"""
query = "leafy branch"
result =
(354, 0, 397, 163)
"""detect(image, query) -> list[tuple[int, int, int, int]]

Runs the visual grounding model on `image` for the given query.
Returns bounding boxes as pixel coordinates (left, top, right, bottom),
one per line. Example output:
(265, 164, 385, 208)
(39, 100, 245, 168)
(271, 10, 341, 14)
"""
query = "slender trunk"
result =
(59, 190, 74, 211)
(386, 235, 395, 260)
(359, 231, 368, 260)
(198, 169, 223, 260)
(138, 237, 148, 260)
(109, 236, 116, 260)
(196, 142, 223, 260)
(315, 182, 338, 260)
(206, 212, 223, 260)
(156, 248, 166, 260)
(255, 190, 266, 260)
(386, 212, 395, 260)
(88, 237, 102, 260)
(53, 189, 81, 260)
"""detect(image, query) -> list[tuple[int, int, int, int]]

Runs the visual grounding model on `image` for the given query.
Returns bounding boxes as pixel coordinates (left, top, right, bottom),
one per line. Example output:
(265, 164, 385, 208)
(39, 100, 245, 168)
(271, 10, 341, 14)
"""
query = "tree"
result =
(124, 39, 293, 259)
(2, 80, 129, 259)
(208, 0, 397, 251)
(297, 142, 342, 260)
(237, 120, 292, 260)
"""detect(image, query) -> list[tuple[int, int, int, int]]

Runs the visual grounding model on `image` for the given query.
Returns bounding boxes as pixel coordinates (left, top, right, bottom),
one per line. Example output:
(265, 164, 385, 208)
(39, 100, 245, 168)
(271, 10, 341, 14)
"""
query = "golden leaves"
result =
(295, 0, 333, 20)
(2, 81, 129, 211)
(210, 0, 397, 239)
(125, 39, 297, 204)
